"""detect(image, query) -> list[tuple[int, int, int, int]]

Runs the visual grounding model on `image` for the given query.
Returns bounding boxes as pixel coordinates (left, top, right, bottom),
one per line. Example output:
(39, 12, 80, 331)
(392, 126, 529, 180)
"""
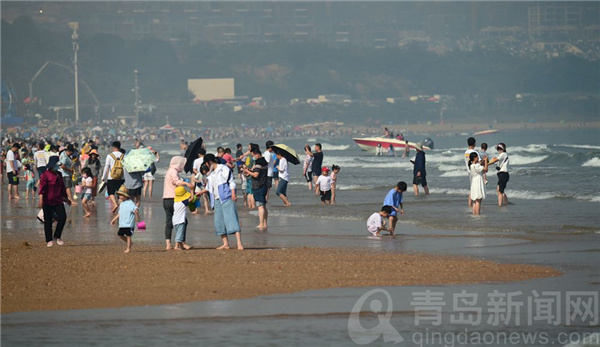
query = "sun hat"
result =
(496, 143, 506, 151)
(413, 142, 423, 151)
(174, 186, 191, 203)
(115, 185, 131, 199)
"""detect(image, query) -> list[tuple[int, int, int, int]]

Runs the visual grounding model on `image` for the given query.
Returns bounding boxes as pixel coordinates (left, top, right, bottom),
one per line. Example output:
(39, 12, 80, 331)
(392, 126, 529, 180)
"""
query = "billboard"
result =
(188, 78, 235, 101)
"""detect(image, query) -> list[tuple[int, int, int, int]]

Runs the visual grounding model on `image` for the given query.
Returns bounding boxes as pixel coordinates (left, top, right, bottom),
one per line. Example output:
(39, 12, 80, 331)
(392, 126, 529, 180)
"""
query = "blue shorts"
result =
(82, 192, 93, 201)
(26, 180, 36, 190)
(253, 186, 267, 205)
(213, 199, 240, 236)
(276, 179, 288, 197)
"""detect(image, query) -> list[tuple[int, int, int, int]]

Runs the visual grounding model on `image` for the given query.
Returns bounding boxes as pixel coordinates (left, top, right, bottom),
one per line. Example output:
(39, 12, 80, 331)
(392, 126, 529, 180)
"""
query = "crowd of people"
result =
(2, 129, 510, 250)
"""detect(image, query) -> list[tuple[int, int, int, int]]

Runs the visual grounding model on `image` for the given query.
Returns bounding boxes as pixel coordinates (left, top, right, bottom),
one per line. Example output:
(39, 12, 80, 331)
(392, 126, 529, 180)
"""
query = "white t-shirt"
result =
(367, 212, 383, 235)
(34, 150, 48, 168)
(173, 201, 187, 225)
(192, 157, 204, 173)
(496, 152, 509, 173)
(264, 150, 274, 177)
(316, 175, 332, 191)
(83, 176, 93, 194)
(464, 149, 480, 174)
(102, 151, 123, 181)
(5, 150, 16, 173)
(277, 157, 289, 182)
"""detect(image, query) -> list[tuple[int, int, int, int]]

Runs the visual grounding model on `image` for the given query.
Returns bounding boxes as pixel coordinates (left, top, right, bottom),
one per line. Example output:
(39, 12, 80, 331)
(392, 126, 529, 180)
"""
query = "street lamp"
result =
(134, 69, 140, 125)
(69, 22, 79, 124)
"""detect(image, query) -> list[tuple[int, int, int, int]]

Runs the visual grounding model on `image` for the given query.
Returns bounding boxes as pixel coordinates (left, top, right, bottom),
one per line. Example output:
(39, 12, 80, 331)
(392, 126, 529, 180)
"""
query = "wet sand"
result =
(1, 239, 560, 313)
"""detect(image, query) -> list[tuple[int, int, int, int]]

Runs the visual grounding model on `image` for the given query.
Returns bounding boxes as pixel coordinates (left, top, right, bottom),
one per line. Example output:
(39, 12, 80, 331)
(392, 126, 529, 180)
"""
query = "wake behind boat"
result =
(353, 137, 431, 151)
(473, 129, 500, 136)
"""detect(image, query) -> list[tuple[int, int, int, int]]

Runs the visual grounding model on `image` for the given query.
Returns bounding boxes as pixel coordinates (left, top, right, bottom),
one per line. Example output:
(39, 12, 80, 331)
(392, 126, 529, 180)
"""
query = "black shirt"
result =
(251, 157, 268, 190)
(312, 152, 323, 172)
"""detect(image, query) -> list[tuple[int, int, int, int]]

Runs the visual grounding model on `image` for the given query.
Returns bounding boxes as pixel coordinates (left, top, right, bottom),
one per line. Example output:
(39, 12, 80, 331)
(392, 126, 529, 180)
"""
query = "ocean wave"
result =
(576, 195, 600, 203)
(439, 170, 469, 178)
(429, 187, 470, 196)
(320, 143, 351, 151)
(508, 155, 548, 165)
(557, 144, 600, 150)
(582, 158, 600, 167)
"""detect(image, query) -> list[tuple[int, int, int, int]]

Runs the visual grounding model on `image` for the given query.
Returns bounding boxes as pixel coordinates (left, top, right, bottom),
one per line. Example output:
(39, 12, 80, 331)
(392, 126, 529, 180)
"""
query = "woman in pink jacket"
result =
(162, 156, 194, 250)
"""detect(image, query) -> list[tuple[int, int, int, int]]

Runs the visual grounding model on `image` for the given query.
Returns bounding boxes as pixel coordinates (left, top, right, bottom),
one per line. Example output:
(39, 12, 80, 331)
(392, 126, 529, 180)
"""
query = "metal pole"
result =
(71, 23, 79, 124)
(134, 69, 140, 125)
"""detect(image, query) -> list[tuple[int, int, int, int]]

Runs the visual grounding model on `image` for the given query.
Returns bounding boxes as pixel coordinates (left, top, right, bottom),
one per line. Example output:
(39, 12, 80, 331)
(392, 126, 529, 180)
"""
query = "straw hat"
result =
(116, 185, 131, 199)
(174, 186, 191, 203)
(414, 142, 423, 151)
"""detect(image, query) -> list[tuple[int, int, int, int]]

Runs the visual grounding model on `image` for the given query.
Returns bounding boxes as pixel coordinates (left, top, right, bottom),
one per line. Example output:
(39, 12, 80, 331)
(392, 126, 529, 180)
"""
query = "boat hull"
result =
(353, 137, 430, 151)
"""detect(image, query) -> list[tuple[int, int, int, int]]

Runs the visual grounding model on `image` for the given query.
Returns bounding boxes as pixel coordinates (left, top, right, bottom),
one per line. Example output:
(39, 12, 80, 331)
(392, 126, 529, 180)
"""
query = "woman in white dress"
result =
(468, 152, 488, 215)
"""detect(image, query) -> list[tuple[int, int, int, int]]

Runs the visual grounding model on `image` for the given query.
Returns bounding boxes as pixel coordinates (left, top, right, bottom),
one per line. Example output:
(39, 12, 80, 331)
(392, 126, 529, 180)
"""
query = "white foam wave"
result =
(429, 188, 470, 196)
(576, 195, 600, 203)
(557, 144, 600, 150)
(508, 155, 548, 165)
(507, 190, 557, 200)
(582, 158, 600, 167)
(439, 170, 469, 178)
(320, 143, 351, 151)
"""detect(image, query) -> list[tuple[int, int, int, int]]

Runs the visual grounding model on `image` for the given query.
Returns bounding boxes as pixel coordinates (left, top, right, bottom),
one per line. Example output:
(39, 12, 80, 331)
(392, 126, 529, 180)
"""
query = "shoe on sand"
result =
(47, 241, 54, 247)
(54, 238, 64, 246)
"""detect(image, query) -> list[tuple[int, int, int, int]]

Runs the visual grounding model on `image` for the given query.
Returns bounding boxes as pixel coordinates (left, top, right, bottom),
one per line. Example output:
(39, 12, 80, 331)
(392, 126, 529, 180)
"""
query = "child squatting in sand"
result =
(367, 205, 393, 236)
(111, 185, 140, 253)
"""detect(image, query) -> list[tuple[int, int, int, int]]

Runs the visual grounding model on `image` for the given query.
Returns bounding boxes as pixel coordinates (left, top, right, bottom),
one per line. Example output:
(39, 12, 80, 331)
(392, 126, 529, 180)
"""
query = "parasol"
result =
(271, 144, 300, 165)
(122, 148, 156, 173)
(184, 137, 204, 173)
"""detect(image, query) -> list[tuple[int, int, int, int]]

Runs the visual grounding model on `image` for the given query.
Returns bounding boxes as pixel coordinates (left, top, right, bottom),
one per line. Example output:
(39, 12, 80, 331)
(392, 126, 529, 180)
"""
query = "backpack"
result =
(109, 153, 124, 180)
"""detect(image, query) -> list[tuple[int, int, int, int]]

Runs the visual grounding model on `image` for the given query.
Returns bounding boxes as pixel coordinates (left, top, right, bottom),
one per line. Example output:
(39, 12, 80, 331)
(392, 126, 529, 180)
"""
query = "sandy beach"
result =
(1, 239, 560, 313)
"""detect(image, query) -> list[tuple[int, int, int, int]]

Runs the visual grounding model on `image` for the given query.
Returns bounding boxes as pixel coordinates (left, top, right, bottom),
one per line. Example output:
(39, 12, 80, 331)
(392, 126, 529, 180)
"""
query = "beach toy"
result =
(137, 221, 146, 229)
(188, 195, 197, 212)
(75, 185, 82, 194)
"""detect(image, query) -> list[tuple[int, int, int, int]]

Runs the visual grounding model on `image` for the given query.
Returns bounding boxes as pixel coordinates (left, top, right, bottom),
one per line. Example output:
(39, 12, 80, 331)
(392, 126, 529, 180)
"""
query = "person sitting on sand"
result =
(110, 185, 140, 253)
(367, 205, 393, 236)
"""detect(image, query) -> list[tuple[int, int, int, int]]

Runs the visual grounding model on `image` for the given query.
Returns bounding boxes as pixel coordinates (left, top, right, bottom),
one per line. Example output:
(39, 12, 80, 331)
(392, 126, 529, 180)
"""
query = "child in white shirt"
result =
(315, 167, 333, 205)
(367, 205, 393, 236)
(173, 186, 193, 250)
(81, 167, 94, 217)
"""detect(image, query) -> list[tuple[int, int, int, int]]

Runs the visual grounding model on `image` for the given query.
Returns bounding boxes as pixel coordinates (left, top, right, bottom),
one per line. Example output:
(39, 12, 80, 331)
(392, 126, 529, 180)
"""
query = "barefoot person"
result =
(488, 143, 510, 206)
(110, 185, 140, 253)
(411, 143, 429, 196)
(275, 150, 292, 206)
(173, 186, 193, 250)
(367, 205, 393, 236)
(102, 141, 125, 213)
(468, 152, 489, 215)
(202, 154, 243, 250)
(382, 181, 407, 235)
(162, 156, 194, 250)
(464, 137, 480, 207)
(243, 148, 269, 230)
(38, 156, 70, 247)
(6, 143, 21, 199)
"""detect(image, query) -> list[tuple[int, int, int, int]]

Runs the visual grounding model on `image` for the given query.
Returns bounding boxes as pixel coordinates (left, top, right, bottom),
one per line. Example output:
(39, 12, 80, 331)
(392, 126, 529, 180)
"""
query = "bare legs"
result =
(413, 184, 429, 197)
(256, 205, 268, 230)
(217, 232, 244, 250)
(497, 186, 508, 206)
(119, 235, 132, 253)
(472, 199, 482, 215)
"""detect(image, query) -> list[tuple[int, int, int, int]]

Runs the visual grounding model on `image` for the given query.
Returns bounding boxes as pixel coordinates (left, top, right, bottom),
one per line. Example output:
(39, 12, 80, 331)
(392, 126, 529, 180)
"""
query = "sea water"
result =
(2, 127, 599, 346)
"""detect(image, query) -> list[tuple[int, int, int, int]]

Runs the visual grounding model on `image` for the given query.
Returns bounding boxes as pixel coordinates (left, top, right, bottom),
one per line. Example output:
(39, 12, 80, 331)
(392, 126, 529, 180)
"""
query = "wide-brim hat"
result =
(174, 186, 191, 203)
(414, 142, 423, 151)
(116, 185, 131, 198)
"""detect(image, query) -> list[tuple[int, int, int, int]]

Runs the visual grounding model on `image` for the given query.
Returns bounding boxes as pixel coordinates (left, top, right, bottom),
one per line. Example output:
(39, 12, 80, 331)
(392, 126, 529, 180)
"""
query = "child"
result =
(173, 186, 193, 250)
(479, 143, 489, 185)
(469, 152, 488, 215)
(382, 181, 407, 235)
(315, 167, 333, 205)
(367, 205, 393, 236)
(22, 164, 36, 200)
(81, 167, 94, 217)
(330, 165, 340, 204)
(110, 185, 139, 253)
(275, 151, 292, 206)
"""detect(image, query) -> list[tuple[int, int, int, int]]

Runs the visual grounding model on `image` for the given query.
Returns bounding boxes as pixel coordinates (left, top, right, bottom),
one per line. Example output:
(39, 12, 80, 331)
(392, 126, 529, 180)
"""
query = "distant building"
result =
(188, 78, 235, 102)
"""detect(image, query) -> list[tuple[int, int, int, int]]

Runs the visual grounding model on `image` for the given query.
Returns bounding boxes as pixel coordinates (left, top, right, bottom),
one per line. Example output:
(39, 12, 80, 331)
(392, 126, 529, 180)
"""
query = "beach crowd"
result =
(2, 128, 510, 251)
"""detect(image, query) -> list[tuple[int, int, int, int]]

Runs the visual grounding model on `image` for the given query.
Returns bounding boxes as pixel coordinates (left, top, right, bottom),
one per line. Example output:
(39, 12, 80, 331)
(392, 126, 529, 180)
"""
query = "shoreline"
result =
(1, 240, 561, 314)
